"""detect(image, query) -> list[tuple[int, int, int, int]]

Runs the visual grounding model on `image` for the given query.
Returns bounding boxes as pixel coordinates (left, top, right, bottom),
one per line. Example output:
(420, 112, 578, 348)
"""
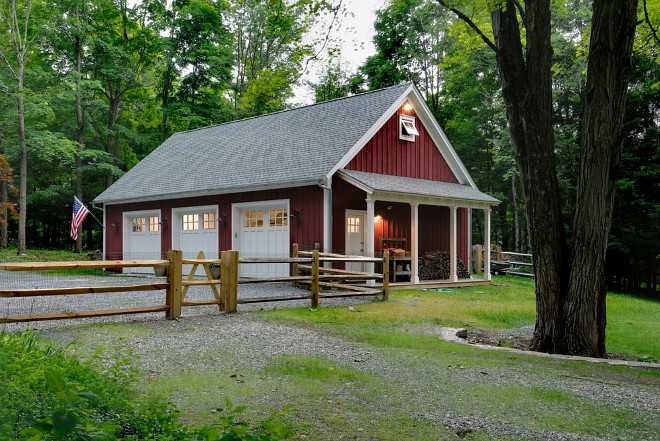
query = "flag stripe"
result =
(71, 196, 90, 241)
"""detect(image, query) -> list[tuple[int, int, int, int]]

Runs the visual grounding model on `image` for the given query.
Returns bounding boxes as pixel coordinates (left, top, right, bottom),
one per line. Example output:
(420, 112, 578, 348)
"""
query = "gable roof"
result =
(94, 83, 476, 205)
(337, 169, 499, 206)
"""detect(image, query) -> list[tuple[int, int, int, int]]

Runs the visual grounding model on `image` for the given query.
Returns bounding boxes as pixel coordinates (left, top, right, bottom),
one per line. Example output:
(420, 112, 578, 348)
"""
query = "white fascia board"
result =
(327, 84, 416, 179)
(98, 179, 320, 206)
(407, 87, 478, 189)
(371, 190, 497, 209)
(335, 170, 374, 195)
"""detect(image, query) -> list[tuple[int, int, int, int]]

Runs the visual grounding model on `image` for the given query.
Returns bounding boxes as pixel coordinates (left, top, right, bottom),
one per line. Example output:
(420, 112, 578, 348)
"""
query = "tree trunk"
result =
(490, 0, 569, 353)
(511, 174, 522, 253)
(0, 140, 7, 248)
(105, 95, 119, 188)
(161, 62, 173, 144)
(17, 63, 27, 255)
(563, 0, 638, 357)
(75, 32, 85, 253)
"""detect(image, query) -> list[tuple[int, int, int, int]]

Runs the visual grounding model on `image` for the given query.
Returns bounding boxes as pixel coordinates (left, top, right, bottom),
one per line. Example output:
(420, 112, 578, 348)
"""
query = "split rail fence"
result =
(0, 248, 389, 324)
(472, 245, 534, 277)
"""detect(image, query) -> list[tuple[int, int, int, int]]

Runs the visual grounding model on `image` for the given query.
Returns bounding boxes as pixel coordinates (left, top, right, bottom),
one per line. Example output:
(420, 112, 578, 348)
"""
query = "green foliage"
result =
(0, 330, 295, 441)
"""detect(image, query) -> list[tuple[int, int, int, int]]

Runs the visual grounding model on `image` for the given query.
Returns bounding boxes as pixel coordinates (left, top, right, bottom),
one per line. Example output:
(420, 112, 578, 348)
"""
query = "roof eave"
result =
(95, 178, 322, 206)
(335, 170, 499, 208)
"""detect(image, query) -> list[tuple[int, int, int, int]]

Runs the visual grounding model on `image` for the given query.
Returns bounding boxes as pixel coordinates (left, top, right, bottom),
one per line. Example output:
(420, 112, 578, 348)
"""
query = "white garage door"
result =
(123, 210, 161, 274)
(235, 201, 289, 278)
(173, 206, 219, 275)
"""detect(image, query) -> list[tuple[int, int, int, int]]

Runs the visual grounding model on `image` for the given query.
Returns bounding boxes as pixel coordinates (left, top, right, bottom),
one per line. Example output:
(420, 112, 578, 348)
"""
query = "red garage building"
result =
(94, 83, 499, 283)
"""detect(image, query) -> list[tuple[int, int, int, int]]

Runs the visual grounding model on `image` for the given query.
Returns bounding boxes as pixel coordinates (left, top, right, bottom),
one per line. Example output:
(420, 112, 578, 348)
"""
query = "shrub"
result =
(0, 331, 293, 441)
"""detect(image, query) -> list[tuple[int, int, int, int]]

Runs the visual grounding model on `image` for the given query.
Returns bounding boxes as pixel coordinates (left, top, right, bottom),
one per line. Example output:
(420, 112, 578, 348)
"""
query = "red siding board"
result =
(346, 107, 459, 183)
(105, 185, 324, 260)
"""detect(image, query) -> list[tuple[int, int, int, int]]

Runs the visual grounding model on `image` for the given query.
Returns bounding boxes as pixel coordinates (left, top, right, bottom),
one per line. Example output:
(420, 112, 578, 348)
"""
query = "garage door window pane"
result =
(183, 214, 199, 230)
(203, 213, 216, 230)
(149, 216, 160, 232)
(132, 217, 146, 232)
(243, 210, 263, 228)
(269, 208, 288, 227)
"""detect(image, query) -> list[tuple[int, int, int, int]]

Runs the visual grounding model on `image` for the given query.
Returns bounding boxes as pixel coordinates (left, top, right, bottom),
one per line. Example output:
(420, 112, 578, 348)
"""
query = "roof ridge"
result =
(174, 82, 413, 135)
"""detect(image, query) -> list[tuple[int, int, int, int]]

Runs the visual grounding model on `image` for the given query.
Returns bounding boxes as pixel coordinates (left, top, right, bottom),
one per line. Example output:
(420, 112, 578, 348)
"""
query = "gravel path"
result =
(3, 273, 658, 440)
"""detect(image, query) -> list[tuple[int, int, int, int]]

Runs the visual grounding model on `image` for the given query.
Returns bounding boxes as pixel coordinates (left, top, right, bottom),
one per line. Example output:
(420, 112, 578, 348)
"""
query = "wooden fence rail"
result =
(0, 248, 389, 324)
(472, 245, 534, 277)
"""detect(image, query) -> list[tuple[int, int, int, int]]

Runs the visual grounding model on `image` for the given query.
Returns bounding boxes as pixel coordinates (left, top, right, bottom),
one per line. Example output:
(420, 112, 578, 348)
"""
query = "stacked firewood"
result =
(419, 251, 471, 280)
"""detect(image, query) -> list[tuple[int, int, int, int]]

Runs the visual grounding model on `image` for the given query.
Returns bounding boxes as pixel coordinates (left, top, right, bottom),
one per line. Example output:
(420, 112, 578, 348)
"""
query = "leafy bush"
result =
(0, 331, 294, 441)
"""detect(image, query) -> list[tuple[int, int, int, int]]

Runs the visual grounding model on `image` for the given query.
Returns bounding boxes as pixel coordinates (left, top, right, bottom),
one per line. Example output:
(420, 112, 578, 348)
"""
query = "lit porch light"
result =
(403, 102, 413, 111)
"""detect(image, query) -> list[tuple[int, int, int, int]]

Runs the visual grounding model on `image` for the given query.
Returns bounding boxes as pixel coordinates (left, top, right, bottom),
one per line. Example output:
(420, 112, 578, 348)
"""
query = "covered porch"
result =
(333, 170, 500, 286)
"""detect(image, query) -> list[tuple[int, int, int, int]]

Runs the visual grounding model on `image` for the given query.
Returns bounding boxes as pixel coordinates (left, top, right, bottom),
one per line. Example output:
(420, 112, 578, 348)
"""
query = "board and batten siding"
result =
(104, 185, 324, 260)
(333, 102, 469, 266)
(345, 106, 459, 183)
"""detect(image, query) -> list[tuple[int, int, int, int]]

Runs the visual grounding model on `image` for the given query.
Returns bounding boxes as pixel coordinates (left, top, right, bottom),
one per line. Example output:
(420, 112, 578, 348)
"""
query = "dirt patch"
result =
(464, 329, 532, 350)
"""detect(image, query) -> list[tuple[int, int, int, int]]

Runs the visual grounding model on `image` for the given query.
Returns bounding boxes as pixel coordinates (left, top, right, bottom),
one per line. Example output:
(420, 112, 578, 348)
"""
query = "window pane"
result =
(132, 217, 146, 232)
(203, 213, 216, 229)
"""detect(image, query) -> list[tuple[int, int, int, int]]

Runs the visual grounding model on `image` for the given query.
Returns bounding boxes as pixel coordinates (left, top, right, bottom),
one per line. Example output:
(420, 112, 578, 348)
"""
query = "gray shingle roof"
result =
(94, 83, 412, 204)
(338, 169, 500, 205)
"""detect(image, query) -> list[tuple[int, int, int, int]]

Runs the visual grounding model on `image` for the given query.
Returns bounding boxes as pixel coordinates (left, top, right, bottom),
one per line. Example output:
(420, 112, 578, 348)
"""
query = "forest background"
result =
(0, 0, 657, 296)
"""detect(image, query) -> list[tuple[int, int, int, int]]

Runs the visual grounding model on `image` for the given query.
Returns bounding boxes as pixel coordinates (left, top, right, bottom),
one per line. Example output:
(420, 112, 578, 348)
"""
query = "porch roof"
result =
(337, 169, 500, 206)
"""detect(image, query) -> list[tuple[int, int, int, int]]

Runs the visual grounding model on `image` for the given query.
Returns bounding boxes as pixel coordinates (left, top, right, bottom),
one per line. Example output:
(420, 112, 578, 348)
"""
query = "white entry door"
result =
(173, 206, 219, 275)
(123, 210, 161, 274)
(235, 200, 289, 277)
(345, 210, 366, 272)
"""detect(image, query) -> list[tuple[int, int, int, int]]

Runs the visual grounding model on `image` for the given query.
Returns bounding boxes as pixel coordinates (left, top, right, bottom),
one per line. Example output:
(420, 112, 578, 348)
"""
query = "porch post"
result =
(484, 208, 491, 281)
(323, 177, 332, 254)
(366, 194, 375, 286)
(467, 208, 472, 276)
(449, 206, 457, 282)
(410, 202, 419, 284)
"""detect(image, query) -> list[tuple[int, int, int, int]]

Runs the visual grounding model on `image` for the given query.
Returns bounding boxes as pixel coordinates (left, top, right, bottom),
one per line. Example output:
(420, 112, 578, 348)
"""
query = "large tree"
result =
(0, 0, 41, 255)
(437, 0, 639, 356)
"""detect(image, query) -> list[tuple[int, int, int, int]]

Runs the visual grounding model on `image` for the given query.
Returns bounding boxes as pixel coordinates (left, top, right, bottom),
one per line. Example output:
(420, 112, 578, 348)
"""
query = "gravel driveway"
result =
(3, 272, 658, 441)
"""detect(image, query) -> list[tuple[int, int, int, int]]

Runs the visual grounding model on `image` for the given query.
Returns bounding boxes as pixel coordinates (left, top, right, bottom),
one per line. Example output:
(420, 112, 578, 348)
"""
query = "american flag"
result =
(71, 196, 90, 240)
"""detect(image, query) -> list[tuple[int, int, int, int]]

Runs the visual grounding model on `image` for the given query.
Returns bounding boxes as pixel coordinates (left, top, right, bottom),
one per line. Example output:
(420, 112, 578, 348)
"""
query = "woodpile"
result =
(419, 251, 471, 280)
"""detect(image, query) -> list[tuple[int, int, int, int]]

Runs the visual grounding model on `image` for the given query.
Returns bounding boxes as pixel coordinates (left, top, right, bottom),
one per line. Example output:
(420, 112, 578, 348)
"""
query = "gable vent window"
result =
(399, 114, 419, 141)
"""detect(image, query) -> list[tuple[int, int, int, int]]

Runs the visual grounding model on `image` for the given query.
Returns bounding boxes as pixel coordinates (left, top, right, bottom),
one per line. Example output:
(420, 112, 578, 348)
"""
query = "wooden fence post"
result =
(311, 249, 319, 308)
(382, 250, 389, 301)
(222, 250, 238, 313)
(292, 243, 299, 287)
(166, 249, 182, 319)
(475, 244, 483, 275)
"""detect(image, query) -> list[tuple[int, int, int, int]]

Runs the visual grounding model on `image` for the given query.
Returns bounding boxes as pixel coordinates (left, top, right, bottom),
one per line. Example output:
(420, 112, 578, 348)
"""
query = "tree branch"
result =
(513, 0, 526, 28)
(295, 0, 343, 81)
(435, 0, 497, 53)
(643, 0, 660, 47)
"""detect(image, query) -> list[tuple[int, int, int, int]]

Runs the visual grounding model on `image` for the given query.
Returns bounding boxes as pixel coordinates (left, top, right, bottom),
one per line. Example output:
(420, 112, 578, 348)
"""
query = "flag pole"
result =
(75, 196, 104, 227)
(87, 210, 104, 227)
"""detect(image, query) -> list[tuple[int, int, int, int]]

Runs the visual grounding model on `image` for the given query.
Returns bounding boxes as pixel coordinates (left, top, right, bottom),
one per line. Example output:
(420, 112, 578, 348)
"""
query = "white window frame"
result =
(400, 114, 419, 141)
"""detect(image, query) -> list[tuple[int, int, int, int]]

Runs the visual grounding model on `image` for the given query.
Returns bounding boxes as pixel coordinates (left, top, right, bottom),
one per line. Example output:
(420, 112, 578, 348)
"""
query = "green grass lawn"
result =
(261, 275, 659, 361)
(0, 246, 91, 262)
(28, 274, 659, 440)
